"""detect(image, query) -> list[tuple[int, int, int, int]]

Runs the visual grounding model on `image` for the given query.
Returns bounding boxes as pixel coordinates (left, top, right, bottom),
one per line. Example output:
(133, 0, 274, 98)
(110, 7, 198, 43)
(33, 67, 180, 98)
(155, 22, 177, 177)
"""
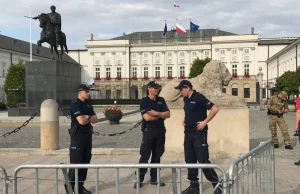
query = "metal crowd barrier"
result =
(12, 163, 228, 194)
(228, 139, 275, 194)
(0, 165, 8, 194)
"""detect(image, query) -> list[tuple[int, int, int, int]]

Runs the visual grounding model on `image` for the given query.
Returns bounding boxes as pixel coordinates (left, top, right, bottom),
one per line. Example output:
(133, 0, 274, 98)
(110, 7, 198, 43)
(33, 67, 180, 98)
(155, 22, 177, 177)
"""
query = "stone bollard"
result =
(40, 99, 59, 150)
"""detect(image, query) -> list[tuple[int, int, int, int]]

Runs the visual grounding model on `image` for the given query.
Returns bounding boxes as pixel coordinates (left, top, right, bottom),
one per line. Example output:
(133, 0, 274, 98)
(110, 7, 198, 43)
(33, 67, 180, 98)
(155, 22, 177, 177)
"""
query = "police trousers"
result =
(184, 132, 219, 188)
(67, 130, 92, 188)
(138, 129, 166, 182)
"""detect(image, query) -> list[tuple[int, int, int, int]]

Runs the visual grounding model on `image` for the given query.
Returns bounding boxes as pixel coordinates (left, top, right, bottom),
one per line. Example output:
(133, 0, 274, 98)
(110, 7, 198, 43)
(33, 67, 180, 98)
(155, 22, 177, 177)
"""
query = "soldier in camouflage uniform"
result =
(267, 91, 293, 149)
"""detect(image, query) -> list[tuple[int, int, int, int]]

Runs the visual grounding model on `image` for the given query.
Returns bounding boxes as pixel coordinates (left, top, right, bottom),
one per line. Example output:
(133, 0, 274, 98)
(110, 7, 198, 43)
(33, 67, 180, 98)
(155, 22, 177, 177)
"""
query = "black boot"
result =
(79, 186, 91, 194)
(285, 145, 293, 150)
(181, 185, 199, 194)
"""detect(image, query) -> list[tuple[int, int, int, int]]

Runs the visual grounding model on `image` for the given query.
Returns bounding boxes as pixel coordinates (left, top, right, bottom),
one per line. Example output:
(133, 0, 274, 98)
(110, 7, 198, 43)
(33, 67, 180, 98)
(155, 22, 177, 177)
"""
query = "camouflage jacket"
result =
(267, 95, 289, 113)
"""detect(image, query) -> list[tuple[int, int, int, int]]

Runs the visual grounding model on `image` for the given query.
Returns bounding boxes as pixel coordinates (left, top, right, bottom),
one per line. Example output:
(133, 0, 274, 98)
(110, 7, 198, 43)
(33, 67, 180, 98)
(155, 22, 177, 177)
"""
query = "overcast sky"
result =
(0, 0, 299, 49)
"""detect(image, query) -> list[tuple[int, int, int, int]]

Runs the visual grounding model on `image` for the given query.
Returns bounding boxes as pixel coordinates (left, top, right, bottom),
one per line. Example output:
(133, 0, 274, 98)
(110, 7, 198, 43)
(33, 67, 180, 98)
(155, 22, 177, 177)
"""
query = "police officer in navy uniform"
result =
(174, 80, 222, 194)
(134, 81, 170, 189)
(65, 84, 98, 194)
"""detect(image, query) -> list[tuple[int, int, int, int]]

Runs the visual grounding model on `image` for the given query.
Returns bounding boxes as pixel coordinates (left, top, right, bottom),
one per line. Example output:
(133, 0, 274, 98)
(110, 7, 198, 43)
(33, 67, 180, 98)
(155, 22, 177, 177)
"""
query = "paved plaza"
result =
(0, 108, 299, 193)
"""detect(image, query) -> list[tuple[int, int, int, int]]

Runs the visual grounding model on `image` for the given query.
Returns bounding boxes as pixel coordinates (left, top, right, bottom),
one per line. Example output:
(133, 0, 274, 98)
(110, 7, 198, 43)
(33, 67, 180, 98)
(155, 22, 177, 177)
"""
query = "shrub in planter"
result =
(0, 102, 6, 110)
(103, 107, 123, 124)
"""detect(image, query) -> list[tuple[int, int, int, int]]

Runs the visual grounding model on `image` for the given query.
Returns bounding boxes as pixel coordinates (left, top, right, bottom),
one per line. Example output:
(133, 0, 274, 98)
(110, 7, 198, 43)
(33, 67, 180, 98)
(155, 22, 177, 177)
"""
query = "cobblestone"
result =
(0, 109, 299, 160)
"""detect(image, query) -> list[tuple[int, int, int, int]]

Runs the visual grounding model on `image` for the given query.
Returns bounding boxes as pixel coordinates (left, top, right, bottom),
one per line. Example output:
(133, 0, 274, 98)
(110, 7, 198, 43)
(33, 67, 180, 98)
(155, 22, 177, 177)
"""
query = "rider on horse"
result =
(33, 5, 61, 46)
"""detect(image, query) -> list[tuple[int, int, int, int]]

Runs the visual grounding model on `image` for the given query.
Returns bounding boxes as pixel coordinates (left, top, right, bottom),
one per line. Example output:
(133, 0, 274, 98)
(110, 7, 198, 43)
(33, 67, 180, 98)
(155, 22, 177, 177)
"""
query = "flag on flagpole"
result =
(176, 22, 186, 34)
(163, 21, 167, 36)
(190, 21, 199, 33)
(173, 2, 179, 7)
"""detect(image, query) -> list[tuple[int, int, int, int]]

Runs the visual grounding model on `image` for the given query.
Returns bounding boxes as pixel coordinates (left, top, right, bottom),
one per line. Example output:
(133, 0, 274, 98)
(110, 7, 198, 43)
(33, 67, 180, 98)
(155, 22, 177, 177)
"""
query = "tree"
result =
(189, 57, 211, 78)
(275, 70, 300, 96)
(3, 60, 26, 108)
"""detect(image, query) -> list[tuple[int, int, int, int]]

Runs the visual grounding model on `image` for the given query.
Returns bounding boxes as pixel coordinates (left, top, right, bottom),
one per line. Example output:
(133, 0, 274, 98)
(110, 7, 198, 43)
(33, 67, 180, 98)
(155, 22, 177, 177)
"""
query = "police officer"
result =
(65, 84, 98, 194)
(134, 81, 170, 189)
(267, 91, 293, 150)
(174, 80, 222, 194)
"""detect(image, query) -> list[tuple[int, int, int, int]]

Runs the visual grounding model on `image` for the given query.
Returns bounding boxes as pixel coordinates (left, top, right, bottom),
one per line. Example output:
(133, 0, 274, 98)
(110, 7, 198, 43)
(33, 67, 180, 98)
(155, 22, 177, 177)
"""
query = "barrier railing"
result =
(0, 165, 8, 194)
(12, 163, 228, 194)
(228, 139, 275, 194)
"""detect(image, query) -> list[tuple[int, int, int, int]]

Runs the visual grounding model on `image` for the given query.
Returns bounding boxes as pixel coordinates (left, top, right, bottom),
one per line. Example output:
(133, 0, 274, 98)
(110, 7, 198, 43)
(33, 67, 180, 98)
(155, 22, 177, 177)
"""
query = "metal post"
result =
(136, 168, 140, 194)
(177, 168, 182, 194)
(271, 146, 275, 194)
(199, 169, 203, 193)
(35, 169, 39, 194)
(116, 168, 119, 194)
(96, 169, 99, 194)
(157, 168, 160, 194)
(75, 169, 79, 194)
(171, 168, 177, 194)
(55, 169, 58, 194)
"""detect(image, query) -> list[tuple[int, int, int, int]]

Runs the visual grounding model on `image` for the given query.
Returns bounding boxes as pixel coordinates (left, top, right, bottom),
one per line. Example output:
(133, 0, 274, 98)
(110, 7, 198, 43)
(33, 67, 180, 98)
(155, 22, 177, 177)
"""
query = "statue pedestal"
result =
(165, 107, 249, 160)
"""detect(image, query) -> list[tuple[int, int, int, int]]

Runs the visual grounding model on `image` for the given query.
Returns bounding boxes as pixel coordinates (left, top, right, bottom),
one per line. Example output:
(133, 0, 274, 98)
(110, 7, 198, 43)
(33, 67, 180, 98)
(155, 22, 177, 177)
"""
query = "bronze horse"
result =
(36, 13, 68, 61)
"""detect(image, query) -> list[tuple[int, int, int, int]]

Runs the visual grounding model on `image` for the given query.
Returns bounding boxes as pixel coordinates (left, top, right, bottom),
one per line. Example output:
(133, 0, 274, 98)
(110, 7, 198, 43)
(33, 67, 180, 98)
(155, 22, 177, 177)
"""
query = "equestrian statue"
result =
(32, 5, 68, 61)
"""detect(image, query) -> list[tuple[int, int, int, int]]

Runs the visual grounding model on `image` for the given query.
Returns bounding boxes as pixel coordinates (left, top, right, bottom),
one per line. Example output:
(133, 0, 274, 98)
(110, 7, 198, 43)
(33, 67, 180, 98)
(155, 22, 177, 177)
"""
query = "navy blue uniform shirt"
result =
(70, 98, 96, 130)
(184, 90, 214, 132)
(140, 96, 169, 129)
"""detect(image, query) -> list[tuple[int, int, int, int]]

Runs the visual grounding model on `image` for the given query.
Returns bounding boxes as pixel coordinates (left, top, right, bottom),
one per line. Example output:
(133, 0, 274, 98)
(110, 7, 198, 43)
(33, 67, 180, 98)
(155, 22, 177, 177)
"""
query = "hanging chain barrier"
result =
(0, 108, 40, 138)
(0, 105, 141, 138)
(59, 106, 142, 137)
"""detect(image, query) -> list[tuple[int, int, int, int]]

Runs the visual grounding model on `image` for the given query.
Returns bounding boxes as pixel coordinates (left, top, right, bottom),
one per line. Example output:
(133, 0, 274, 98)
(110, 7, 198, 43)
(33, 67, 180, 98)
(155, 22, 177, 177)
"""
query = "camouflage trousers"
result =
(269, 115, 291, 145)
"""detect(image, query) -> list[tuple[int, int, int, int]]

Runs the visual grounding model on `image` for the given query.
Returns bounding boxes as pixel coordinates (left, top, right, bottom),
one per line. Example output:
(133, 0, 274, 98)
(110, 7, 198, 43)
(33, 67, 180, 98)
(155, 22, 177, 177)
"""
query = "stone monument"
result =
(8, 5, 80, 116)
(160, 60, 249, 159)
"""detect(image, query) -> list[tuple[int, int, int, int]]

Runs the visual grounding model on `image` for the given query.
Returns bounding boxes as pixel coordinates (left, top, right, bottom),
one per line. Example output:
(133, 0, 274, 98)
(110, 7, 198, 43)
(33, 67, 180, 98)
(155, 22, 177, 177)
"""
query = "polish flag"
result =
(176, 22, 186, 34)
(174, 2, 179, 7)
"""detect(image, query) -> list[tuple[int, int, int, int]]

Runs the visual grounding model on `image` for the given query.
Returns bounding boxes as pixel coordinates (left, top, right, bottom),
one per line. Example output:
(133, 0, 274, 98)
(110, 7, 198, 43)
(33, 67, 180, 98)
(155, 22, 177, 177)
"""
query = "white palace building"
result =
(68, 27, 299, 102)
(1, 28, 300, 103)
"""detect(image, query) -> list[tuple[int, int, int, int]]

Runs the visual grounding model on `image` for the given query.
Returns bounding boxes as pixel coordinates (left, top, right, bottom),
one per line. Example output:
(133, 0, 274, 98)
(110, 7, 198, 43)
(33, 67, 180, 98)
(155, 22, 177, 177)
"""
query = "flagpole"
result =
(165, 20, 167, 83)
(30, 6, 32, 61)
(189, 19, 191, 70)
(176, 19, 179, 81)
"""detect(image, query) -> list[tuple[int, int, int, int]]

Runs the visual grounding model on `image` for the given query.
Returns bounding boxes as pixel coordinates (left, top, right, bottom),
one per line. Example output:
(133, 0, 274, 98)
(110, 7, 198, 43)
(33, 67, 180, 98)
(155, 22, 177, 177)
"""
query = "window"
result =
(117, 67, 122, 77)
(192, 51, 197, 56)
(180, 52, 185, 57)
(106, 90, 111, 99)
(222, 88, 226, 93)
(244, 64, 249, 74)
(232, 49, 238, 55)
(155, 67, 160, 77)
(0, 62, 6, 76)
(167, 52, 172, 57)
(220, 50, 225, 55)
(144, 67, 148, 77)
(232, 88, 238, 96)
(143, 53, 148, 57)
(244, 49, 250, 54)
(155, 52, 160, 57)
(204, 51, 209, 56)
(244, 88, 250, 98)
(132, 67, 137, 77)
(180, 66, 185, 76)
(232, 64, 237, 74)
(95, 67, 100, 78)
(132, 53, 137, 58)
(106, 67, 111, 77)
(116, 90, 122, 99)
(168, 67, 172, 77)
(116, 52, 121, 58)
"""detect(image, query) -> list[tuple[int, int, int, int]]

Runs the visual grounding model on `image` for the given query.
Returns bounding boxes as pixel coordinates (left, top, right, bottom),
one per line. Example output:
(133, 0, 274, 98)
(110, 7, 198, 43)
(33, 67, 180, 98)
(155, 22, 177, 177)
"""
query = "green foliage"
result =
(0, 102, 6, 110)
(3, 60, 26, 108)
(275, 68, 300, 96)
(189, 57, 211, 78)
